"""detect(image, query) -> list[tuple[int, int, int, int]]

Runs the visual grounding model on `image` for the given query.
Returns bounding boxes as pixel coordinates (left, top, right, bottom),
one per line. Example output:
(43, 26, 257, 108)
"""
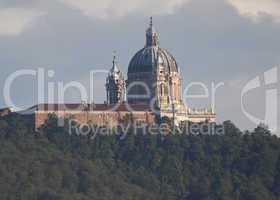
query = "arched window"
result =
(164, 85, 168, 96)
(160, 83, 164, 96)
(173, 83, 177, 100)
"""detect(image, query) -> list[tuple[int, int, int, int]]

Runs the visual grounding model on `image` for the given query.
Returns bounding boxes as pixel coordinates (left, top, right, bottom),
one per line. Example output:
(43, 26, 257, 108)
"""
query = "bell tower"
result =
(106, 55, 125, 104)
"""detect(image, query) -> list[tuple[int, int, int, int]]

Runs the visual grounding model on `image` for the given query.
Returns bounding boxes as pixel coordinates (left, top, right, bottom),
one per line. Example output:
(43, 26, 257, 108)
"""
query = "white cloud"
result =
(227, 0, 280, 22)
(0, 8, 45, 36)
(59, 0, 190, 19)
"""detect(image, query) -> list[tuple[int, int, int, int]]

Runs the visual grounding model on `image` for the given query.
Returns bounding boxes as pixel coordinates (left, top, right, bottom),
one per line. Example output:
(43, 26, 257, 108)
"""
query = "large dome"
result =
(126, 18, 183, 106)
(128, 46, 178, 73)
(128, 17, 179, 74)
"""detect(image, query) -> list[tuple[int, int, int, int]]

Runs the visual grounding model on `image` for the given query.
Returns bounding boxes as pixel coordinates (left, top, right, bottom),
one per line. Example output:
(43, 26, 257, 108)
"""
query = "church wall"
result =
(35, 110, 156, 129)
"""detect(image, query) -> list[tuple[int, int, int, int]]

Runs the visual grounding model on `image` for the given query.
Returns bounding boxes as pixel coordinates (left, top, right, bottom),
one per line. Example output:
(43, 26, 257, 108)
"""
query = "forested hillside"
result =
(0, 114, 280, 200)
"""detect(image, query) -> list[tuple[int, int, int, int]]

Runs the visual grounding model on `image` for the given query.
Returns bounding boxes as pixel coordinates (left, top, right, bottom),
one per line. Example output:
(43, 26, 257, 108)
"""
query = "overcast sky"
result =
(0, 0, 280, 131)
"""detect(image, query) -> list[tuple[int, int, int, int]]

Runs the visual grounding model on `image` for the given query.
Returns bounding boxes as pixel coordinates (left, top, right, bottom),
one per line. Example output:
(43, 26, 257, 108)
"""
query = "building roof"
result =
(128, 18, 179, 74)
(128, 47, 178, 74)
(34, 103, 152, 112)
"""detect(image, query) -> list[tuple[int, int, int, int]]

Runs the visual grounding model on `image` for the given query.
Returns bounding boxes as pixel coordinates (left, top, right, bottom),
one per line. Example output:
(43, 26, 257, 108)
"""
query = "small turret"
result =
(106, 54, 125, 104)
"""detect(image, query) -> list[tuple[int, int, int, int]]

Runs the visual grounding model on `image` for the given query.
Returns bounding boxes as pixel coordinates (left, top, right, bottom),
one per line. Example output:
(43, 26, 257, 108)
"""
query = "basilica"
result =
(34, 18, 215, 129)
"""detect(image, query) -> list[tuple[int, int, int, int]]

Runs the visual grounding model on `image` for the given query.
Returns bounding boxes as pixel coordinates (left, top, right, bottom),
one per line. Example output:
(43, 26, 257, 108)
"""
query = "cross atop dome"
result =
(146, 17, 158, 47)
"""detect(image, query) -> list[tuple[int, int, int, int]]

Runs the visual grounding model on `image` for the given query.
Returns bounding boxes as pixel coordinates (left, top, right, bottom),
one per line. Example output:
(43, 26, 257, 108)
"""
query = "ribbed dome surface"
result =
(128, 46, 178, 74)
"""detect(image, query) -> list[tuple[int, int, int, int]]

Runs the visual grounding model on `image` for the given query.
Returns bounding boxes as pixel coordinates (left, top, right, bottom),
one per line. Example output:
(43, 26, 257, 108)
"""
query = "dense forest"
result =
(0, 113, 280, 200)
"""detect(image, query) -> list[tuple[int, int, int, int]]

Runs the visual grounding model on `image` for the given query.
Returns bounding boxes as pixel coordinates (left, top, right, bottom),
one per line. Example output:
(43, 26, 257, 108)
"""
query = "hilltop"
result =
(0, 114, 280, 200)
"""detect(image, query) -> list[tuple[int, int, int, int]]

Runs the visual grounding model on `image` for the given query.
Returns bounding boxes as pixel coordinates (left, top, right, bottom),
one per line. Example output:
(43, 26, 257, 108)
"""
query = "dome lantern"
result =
(146, 17, 158, 47)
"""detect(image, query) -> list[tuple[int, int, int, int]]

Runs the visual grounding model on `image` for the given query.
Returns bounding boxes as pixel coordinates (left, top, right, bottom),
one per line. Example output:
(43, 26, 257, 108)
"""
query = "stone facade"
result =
(34, 104, 155, 129)
(126, 17, 214, 125)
